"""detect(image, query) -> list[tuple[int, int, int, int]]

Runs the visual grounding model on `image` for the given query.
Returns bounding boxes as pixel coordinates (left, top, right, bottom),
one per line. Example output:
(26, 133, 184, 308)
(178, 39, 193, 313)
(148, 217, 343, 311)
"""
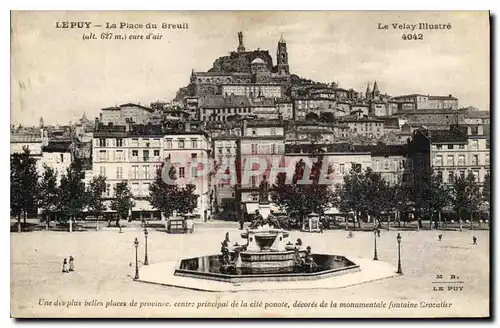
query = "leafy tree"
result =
(38, 164, 59, 230)
(452, 171, 481, 229)
(361, 168, 392, 227)
(483, 172, 490, 205)
(320, 112, 336, 123)
(305, 112, 319, 121)
(333, 168, 364, 229)
(10, 147, 39, 232)
(86, 175, 107, 230)
(111, 180, 135, 225)
(148, 165, 198, 218)
(58, 159, 87, 231)
(274, 154, 335, 226)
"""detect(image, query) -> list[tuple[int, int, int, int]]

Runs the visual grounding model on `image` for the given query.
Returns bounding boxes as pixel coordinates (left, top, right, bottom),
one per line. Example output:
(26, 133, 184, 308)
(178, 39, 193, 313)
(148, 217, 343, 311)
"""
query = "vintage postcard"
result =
(10, 11, 490, 318)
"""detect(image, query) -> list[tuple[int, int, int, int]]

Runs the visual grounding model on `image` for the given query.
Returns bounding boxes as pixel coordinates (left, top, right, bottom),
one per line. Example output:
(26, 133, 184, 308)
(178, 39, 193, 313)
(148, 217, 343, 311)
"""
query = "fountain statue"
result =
(258, 175, 270, 204)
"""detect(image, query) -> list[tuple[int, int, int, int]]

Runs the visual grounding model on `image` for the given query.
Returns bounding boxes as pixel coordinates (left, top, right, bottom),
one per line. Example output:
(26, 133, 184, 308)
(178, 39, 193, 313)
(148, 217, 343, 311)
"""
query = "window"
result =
(458, 155, 465, 166)
(352, 163, 362, 173)
(116, 138, 123, 147)
(472, 140, 479, 149)
(447, 155, 454, 166)
(154, 150, 160, 157)
(132, 165, 138, 179)
(473, 170, 480, 182)
(218, 147, 223, 154)
(436, 145, 443, 150)
(251, 144, 258, 154)
(178, 139, 185, 149)
(448, 172, 454, 183)
(486, 139, 490, 149)
(191, 166, 197, 178)
(472, 154, 478, 165)
(166, 139, 172, 149)
(179, 167, 185, 178)
(459, 144, 465, 149)
(116, 166, 123, 179)
(60, 154, 64, 163)
(116, 150, 123, 161)
(270, 128, 276, 136)
(486, 154, 490, 165)
(131, 138, 139, 147)
(251, 176, 257, 187)
(191, 153, 198, 160)
(99, 138, 106, 147)
(436, 171, 443, 181)
(339, 164, 345, 174)
(435, 155, 443, 166)
(106, 184, 111, 197)
(384, 160, 390, 170)
(252, 129, 257, 136)
(132, 150, 138, 157)
(99, 166, 106, 177)
(99, 150, 106, 162)
(447, 144, 454, 150)
(143, 150, 149, 161)
(459, 171, 465, 179)
(143, 165, 150, 179)
(191, 139, 197, 148)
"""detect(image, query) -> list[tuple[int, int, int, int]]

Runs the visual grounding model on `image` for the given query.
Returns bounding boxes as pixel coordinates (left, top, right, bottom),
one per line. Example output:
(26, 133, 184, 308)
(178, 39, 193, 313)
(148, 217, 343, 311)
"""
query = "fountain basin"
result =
(174, 254, 360, 283)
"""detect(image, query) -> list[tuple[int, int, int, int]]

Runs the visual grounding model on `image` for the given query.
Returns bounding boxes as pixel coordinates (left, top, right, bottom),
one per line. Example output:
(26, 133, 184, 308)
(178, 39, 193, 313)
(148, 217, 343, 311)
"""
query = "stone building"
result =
(92, 124, 212, 221)
(391, 94, 459, 110)
(99, 103, 155, 125)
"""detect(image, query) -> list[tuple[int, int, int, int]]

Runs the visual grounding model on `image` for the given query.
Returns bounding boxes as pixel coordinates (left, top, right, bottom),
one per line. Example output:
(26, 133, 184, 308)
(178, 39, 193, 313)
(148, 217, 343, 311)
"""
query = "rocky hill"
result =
(209, 50, 274, 73)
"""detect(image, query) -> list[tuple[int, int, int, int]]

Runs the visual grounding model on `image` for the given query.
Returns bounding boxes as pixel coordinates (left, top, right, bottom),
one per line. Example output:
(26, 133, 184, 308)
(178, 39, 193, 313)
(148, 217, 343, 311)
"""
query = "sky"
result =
(11, 11, 490, 126)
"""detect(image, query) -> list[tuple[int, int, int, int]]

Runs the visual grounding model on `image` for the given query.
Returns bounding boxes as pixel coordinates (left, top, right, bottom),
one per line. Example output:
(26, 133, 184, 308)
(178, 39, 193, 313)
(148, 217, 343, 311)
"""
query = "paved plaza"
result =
(11, 222, 490, 318)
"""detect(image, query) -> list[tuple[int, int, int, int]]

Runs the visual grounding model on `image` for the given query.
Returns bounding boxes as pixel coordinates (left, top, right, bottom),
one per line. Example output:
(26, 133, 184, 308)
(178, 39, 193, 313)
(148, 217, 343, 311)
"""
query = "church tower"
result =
(277, 34, 289, 75)
(365, 83, 371, 100)
(372, 81, 380, 99)
(237, 31, 246, 53)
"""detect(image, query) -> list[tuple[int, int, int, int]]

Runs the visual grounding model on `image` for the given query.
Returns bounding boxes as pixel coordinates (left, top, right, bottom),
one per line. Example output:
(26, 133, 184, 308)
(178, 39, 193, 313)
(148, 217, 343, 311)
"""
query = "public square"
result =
(10, 222, 490, 318)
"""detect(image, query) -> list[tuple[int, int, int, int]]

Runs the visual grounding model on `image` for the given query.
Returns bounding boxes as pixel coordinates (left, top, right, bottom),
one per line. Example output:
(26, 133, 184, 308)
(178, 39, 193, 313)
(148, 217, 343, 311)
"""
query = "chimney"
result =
(242, 119, 248, 136)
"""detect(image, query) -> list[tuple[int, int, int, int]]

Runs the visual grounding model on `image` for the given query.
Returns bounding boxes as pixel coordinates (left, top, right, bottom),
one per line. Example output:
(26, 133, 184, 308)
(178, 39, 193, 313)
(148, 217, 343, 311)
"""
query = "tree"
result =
(274, 154, 335, 227)
(86, 175, 107, 230)
(38, 164, 59, 230)
(320, 112, 335, 123)
(305, 112, 319, 121)
(483, 172, 490, 205)
(111, 181, 135, 225)
(10, 147, 39, 232)
(58, 159, 87, 232)
(361, 168, 392, 227)
(452, 171, 481, 229)
(333, 168, 364, 229)
(148, 165, 198, 218)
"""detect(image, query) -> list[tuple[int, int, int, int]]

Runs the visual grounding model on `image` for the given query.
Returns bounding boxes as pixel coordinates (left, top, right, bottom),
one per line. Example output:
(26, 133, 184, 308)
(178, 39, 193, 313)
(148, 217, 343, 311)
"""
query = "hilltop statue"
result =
(259, 175, 270, 204)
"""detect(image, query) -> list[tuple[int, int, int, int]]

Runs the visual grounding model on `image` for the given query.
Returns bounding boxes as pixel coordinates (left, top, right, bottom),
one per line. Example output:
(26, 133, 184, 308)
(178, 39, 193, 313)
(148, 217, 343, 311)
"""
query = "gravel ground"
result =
(10, 223, 490, 318)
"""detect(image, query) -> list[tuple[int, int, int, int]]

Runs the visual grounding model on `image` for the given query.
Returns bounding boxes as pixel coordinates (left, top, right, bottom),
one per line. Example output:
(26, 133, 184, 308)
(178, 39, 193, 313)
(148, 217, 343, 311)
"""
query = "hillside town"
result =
(11, 31, 490, 228)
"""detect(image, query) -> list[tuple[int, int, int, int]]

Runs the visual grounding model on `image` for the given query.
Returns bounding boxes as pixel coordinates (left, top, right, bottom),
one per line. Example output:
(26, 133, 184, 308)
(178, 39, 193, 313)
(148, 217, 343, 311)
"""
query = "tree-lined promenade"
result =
(11, 147, 490, 232)
(10, 147, 198, 232)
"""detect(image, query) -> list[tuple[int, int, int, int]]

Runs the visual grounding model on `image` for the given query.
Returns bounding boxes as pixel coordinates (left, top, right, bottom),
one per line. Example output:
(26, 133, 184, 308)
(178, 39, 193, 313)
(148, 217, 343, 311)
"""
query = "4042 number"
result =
(402, 34, 423, 40)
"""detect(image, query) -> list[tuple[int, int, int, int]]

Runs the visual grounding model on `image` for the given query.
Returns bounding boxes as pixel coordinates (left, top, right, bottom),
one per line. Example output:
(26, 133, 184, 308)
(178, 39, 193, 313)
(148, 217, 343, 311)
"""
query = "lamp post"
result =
(134, 238, 139, 280)
(373, 229, 379, 261)
(144, 228, 149, 266)
(396, 233, 403, 274)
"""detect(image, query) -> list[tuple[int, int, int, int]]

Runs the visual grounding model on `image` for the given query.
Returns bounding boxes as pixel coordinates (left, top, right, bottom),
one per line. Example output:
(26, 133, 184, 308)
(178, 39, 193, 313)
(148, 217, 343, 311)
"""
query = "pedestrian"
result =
(473, 236, 477, 245)
(377, 229, 381, 237)
(438, 234, 442, 241)
(62, 258, 68, 273)
(239, 216, 244, 230)
(347, 230, 353, 238)
(68, 256, 75, 272)
(319, 220, 324, 233)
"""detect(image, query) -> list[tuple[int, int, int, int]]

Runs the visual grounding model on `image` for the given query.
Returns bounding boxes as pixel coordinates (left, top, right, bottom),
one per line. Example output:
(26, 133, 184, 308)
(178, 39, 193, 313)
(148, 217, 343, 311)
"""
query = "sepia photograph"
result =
(10, 10, 491, 318)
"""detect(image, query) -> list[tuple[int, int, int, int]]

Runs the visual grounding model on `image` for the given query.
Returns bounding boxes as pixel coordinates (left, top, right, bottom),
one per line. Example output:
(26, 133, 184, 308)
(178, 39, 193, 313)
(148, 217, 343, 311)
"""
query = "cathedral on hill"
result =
(189, 32, 291, 97)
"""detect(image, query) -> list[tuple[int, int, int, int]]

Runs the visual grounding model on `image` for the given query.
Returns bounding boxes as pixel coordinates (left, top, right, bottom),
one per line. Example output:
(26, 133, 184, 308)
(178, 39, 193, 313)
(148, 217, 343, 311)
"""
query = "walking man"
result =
(69, 256, 75, 272)
(473, 236, 477, 245)
(62, 259, 69, 273)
